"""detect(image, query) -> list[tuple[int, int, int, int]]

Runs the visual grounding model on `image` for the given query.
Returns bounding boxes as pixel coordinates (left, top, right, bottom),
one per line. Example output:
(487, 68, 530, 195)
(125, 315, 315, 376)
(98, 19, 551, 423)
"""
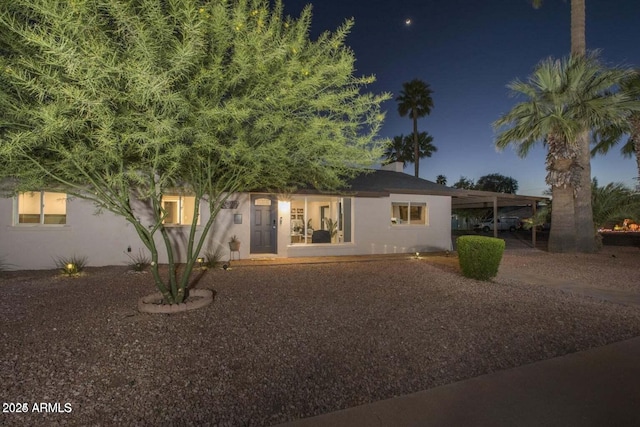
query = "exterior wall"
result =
(0, 193, 253, 270)
(0, 191, 452, 270)
(282, 194, 452, 258)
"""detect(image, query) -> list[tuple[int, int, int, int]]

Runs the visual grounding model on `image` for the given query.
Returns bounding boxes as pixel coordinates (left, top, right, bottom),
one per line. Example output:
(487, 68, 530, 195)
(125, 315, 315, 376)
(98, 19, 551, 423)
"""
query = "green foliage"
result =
(396, 79, 434, 177)
(453, 176, 476, 190)
(436, 175, 447, 185)
(456, 236, 505, 281)
(383, 132, 436, 166)
(592, 179, 640, 229)
(324, 218, 338, 238)
(493, 53, 640, 252)
(476, 173, 518, 194)
(125, 249, 151, 272)
(494, 53, 639, 158)
(54, 255, 88, 276)
(204, 247, 224, 269)
(0, 0, 389, 304)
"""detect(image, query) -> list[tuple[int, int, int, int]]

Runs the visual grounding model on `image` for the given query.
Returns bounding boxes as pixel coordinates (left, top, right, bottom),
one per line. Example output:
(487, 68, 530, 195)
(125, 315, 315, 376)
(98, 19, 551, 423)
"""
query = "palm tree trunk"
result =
(549, 185, 577, 252)
(570, 0, 586, 56)
(635, 137, 640, 192)
(632, 115, 640, 192)
(571, 0, 597, 251)
(574, 132, 597, 252)
(413, 110, 419, 177)
(546, 133, 579, 252)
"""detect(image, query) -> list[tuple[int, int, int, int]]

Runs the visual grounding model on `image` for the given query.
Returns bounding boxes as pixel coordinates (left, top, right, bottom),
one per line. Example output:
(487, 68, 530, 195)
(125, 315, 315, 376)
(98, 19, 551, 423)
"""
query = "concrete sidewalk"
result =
(278, 336, 640, 427)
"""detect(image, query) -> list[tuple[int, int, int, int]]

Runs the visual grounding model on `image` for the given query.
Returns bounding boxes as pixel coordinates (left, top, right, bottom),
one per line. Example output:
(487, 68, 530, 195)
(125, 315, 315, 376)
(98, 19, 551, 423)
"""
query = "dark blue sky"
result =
(281, 0, 640, 196)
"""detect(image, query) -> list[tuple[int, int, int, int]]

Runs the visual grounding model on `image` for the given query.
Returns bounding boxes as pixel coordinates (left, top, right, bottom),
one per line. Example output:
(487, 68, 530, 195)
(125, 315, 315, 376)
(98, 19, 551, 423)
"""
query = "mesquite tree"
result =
(0, 0, 389, 303)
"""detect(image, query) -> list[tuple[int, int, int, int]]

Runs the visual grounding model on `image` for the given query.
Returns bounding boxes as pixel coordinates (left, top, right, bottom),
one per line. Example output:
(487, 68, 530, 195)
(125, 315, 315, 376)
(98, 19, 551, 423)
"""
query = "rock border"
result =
(138, 288, 213, 314)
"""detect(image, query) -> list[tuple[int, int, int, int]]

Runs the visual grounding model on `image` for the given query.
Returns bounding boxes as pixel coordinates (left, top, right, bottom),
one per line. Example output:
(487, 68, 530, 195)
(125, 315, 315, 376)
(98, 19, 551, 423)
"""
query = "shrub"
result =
(204, 247, 224, 269)
(125, 249, 151, 272)
(456, 235, 505, 281)
(54, 255, 88, 276)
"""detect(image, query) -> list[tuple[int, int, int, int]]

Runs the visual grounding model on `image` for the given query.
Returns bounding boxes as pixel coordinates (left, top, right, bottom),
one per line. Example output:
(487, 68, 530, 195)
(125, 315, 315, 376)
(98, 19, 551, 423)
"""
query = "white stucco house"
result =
(0, 163, 455, 270)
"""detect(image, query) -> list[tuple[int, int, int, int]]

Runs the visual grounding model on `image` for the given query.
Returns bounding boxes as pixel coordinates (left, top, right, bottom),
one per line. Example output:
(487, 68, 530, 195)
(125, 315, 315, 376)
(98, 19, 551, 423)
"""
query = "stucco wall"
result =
(1, 191, 451, 270)
(283, 194, 452, 257)
(0, 193, 252, 270)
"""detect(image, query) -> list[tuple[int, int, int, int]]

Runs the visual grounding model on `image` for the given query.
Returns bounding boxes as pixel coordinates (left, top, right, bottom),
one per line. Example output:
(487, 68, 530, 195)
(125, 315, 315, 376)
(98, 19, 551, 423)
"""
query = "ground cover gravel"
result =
(1, 246, 640, 426)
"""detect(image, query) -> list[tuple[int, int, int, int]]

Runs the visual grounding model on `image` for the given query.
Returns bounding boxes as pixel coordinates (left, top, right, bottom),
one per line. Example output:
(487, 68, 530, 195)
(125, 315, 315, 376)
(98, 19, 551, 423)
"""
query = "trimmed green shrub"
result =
(457, 235, 505, 281)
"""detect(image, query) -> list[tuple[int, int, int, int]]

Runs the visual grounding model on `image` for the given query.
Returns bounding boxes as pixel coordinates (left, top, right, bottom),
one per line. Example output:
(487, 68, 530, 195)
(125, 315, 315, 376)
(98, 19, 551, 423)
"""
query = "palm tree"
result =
(532, 0, 594, 251)
(591, 179, 640, 230)
(396, 79, 434, 177)
(494, 53, 639, 253)
(436, 175, 447, 185)
(592, 72, 640, 191)
(383, 135, 412, 166)
(383, 132, 437, 168)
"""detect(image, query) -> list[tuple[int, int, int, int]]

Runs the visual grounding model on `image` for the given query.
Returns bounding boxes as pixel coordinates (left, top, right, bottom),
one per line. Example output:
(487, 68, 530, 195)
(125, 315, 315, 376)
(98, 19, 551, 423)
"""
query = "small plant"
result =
(0, 256, 10, 275)
(456, 235, 505, 281)
(324, 218, 338, 239)
(54, 255, 88, 277)
(229, 235, 241, 252)
(125, 249, 151, 272)
(204, 247, 224, 269)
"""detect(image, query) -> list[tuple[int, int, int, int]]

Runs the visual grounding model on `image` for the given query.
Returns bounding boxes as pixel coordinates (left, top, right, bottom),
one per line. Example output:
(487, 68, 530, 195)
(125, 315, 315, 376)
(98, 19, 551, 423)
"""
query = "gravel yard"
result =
(2, 246, 640, 426)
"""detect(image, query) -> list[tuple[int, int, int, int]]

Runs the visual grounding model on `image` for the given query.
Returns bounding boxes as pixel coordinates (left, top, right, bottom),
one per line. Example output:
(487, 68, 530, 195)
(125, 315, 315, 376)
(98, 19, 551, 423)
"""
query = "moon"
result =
(405, 18, 412, 26)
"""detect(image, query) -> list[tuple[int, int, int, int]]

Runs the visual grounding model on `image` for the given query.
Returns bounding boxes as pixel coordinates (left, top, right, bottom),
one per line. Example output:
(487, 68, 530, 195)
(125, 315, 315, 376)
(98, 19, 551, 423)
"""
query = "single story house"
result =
(0, 160, 548, 270)
(0, 163, 456, 270)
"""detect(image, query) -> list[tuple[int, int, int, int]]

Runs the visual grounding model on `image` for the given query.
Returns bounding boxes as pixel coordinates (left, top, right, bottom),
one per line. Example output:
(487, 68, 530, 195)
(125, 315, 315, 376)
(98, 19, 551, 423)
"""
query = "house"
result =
(0, 162, 457, 270)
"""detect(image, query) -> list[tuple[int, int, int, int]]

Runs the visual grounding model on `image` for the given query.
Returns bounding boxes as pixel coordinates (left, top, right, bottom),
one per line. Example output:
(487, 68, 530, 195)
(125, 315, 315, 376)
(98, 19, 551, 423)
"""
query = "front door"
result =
(250, 195, 277, 254)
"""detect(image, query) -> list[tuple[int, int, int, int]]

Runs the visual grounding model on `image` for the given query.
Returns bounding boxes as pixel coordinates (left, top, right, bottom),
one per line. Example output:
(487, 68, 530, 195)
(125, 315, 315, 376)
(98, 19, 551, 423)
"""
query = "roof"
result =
(348, 169, 548, 208)
(295, 169, 549, 208)
(345, 169, 450, 196)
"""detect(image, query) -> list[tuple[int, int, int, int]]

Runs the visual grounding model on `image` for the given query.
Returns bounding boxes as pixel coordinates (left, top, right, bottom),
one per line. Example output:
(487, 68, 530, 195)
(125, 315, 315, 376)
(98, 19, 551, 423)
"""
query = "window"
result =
(17, 191, 67, 225)
(161, 195, 199, 225)
(391, 202, 427, 225)
(290, 196, 352, 244)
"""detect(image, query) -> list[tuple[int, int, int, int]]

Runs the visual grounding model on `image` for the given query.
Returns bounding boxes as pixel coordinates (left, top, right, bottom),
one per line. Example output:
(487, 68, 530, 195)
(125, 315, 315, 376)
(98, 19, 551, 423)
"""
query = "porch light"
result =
(278, 199, 290, 214)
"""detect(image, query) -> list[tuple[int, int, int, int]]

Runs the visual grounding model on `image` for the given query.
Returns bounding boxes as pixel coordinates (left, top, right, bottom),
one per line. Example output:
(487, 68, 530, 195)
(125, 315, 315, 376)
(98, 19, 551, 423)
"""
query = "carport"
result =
(425, 187, 549, 247)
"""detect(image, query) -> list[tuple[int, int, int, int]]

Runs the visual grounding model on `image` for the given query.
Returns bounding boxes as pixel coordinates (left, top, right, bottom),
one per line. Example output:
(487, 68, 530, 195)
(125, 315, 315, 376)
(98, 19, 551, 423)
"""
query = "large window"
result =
(290, 196, 352, 244)
(391, 202, 428, 225)
(161, 195, 198, 225)
(17, 191, 67, 225)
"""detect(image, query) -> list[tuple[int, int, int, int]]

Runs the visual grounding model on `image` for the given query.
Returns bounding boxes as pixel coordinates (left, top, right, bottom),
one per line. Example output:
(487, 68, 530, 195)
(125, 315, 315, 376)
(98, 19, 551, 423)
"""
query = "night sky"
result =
(281, 0, 640, 196)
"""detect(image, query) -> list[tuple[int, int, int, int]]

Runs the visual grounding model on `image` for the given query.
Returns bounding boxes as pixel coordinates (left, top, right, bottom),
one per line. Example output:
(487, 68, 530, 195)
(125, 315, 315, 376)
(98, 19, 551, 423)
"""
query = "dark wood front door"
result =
(250, 195, 277, 254)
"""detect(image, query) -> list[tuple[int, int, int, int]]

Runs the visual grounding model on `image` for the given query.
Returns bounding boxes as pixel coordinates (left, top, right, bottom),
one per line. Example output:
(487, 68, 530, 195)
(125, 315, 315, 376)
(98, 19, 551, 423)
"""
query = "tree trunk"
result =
(574, 130, 597, 252)
(413, 109, 419, 177)
(632, 115, 640, 192)
(570, 0, 597, 252)
(635, 138, 640, 192)
(549, 185, 577, 252)
(570, 0, 586, 56)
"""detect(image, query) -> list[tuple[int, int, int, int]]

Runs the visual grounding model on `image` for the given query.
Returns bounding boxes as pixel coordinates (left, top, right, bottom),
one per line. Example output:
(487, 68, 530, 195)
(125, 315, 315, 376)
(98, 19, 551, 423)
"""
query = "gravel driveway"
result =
(2, 247, 640, 426)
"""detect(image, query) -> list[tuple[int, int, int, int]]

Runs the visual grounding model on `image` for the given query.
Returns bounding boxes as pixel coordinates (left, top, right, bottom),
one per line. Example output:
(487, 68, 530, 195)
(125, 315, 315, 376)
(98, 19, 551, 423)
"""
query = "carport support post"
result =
(493, 196, 498, 238)
(532, 202, 537, 248)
